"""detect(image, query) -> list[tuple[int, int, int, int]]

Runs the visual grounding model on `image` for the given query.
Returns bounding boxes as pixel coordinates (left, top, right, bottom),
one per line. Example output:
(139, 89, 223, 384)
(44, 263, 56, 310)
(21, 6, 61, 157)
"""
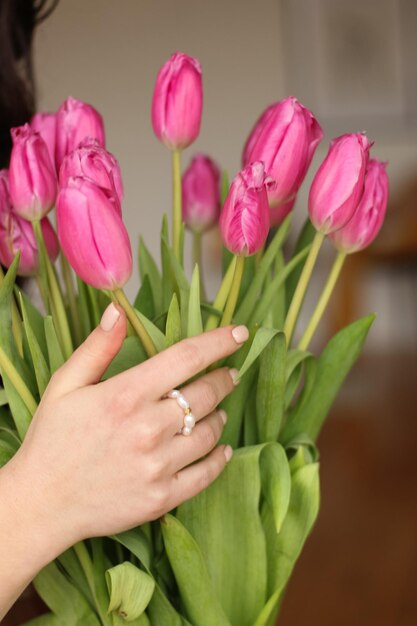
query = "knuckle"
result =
(138, 420, 161, 449)
(178, 340, 204, 372)
(200, 380, 218, 410)
(148, 484, 169, 518)
(198, 422, 217, 451)
(106, 388, 136, 418)
(146, 456, 165, 481)
(198, 466, 213, 492)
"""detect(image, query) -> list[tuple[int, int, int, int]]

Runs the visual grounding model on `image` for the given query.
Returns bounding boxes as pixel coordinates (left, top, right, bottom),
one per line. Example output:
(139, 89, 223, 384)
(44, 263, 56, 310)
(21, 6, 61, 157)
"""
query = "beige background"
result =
(34, 0, 417, 350)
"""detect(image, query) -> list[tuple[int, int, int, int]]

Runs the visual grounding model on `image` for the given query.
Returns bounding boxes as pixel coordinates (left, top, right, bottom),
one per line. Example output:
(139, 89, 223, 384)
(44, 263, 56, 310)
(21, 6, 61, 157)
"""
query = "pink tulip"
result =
(55, 96, 105, 170)
(329, 159, 388, 253)
(182, 154, 221, 233)
(57, 177, 132, 290)
(270, 197, 296, 227)
(9, 124, 57, 221)
(309, 133, 371, 234)
(152, 52, 203, 150)
(0, 170, 58, 275)
(31, 112, 57, 171)
(243, 97, 323, 219)
(60, 140, 123, 214)
(219, 162, 274, 256)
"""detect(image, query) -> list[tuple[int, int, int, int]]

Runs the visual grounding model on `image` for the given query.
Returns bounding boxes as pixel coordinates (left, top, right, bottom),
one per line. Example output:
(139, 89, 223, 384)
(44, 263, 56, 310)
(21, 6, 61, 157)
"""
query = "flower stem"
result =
(283, 230, 325, 345)
(192, 231, 206, 301)
(113, 288, 157, 357)
(33, 220, 73, 359)
(220, 255, 245, 327)
(73, 541, 111, 626)
(60, 252, 83, 346)
(298, 250, 346, 351)
(0, 344, 37, 416)
(205, 255, 237, 331)
(172, 149, 183, 263)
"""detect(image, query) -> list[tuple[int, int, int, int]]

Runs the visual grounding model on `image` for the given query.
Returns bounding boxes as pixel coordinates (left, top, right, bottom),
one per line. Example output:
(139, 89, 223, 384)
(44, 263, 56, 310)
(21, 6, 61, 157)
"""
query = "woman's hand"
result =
(0, 303, 248, 617)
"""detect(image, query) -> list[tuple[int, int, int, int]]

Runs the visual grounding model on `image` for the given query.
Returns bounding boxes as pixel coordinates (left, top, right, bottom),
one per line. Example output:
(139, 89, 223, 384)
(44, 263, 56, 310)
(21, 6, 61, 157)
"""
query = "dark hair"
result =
(0, 0, 59, 168)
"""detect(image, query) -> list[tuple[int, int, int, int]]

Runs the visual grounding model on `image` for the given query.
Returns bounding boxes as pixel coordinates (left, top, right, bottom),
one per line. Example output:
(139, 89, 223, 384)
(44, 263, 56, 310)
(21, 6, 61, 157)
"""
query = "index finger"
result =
(107, 325, 249, 399)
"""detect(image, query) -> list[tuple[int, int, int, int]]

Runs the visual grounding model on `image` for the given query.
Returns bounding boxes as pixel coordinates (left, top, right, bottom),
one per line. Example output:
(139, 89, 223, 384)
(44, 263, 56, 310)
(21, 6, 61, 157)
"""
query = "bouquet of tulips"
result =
(0, 52, 388, 626)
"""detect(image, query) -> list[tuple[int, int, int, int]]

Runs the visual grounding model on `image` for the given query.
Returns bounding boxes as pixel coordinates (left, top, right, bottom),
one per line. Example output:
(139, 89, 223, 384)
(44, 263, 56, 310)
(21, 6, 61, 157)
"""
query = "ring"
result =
(167, 389, 196, 436)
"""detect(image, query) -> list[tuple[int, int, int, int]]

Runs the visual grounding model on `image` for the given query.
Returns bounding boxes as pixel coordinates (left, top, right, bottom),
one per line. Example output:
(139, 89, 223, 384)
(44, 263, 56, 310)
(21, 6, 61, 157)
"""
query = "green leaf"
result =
(20, 293, 50, 396)
(76, 277, 92, 340)
(112, 528, 152, 572)
(165, 293, 182, 346)
(271, 250, 286, 329)
(102, 337, 147, 380)
(134, 309, 168, 353)
(161, 514, 231, 626)
(238, 327, 281, 380)
(249, 246, 310, 327)
(256, 332, 286, 441)
(22, 614, 61, 626)
(285, 217, 316, 314)
(134, 275, 155, 321)
(161, 234, 190, 336)
(0, 439, 15, 467)
(282, 314, 375, 443)
(187, 265, 203, 338)
(106, 562, 155, 621)
(176, 444, 291, 626)
(138, 237, 163, 314)
(34, 561, 101, 626)
(220, 170, 229, 205)
(0, 388, 7, 406)
(243, 387, 258, 446)
(160, 215, 174, 311)
(284, 349, 313, 410)
(44, 316, 65, 373)
(234, 215, 292, 324)
(260, 461, 320, 620)
(17, 289, 48, 358)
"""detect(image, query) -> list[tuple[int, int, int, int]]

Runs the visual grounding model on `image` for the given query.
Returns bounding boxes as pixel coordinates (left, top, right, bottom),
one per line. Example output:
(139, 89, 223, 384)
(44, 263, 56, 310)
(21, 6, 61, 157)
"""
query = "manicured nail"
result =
(100, 303, 120, 331)
(229, 368, 240, 385)
(232, 325, 249, 344)
(224, 445, 233, 462)
(219, 409, 228, 424)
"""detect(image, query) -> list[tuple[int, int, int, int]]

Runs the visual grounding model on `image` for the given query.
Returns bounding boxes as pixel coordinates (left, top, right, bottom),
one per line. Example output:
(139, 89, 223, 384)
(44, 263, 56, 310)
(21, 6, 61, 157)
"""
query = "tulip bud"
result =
(9, 124, 58, 221)
(219, 162, 274, 256)
(270, 197, 296, 227)
(152, 52, 203, 150)
(55, 96, 105, 170)
(309, 132, 371, 234)
(57, 177, 132, 290)
(182, 154, 221, 233)
(31, 112, 57, 172)
(243, 97, 323, 219)
(329, 159, 388, 253)
(60, 140, 123, 214)
(0, 170, 58, 275)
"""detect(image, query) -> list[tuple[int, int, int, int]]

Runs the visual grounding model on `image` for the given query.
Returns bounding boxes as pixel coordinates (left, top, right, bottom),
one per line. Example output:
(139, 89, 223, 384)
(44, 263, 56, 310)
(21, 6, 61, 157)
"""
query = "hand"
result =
(2, 303, 248, 565)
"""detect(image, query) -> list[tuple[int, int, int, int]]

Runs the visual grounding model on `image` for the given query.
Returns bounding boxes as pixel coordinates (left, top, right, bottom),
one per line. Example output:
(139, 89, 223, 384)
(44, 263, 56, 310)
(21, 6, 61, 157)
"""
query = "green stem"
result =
(298, 250, 346, 351)
(114, 288, 157, 357)
(172, 149, 183, 262)
(33, 220, 73, 359)
(35, 275, 49, 312)
(220, 255, 245, 327)
(283, 230, 325, 345)
(205, 255, 237, 331)
(192, 231, 206, 301)
(0, 266, 23, 356)
(60, 252, 82, 346)
(73, 542, 110, 626)
(0, 345, 37, 416)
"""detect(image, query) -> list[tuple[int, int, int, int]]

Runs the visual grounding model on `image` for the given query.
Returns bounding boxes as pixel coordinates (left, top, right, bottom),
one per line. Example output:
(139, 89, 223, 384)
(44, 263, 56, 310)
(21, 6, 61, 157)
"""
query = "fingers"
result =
(109, 325, 248, 400)
(168, 410, 227, 472)
(159, 367, 238, 435)
(48, 303, 127, 398)
(168, 444, 233, 507)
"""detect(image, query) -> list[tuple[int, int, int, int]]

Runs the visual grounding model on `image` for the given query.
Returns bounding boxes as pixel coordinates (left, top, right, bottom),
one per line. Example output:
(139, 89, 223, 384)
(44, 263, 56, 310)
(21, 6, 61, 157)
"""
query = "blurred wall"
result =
(34, 0, 417, 351)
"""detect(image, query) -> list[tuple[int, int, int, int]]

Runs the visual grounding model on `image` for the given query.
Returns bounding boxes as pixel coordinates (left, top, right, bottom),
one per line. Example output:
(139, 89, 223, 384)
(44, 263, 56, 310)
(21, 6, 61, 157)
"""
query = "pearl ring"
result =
(166, 389, 196, 436)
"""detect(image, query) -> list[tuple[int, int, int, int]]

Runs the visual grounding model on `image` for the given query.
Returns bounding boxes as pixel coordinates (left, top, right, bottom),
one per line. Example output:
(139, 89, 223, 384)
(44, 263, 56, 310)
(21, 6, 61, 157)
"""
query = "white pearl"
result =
(177, 395, 190, 410)
(168, 389, 180, 399)
(184, 413, 196, 429)
(182, 426, 193, 436)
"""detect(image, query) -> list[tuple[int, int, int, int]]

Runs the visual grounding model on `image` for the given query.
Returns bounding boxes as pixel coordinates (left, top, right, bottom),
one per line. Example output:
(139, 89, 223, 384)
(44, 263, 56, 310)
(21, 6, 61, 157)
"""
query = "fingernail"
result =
(219, 409, 227, 424)
(224, 445, 233, 462)
(229, 368, 240, 385)
(232, 325, 249, 344)
(100, 303, 120, 331)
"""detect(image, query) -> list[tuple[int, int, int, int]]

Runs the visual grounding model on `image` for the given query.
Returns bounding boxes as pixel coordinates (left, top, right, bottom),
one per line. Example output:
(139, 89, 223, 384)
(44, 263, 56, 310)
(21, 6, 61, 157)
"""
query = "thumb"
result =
(50, 303, 127, 397)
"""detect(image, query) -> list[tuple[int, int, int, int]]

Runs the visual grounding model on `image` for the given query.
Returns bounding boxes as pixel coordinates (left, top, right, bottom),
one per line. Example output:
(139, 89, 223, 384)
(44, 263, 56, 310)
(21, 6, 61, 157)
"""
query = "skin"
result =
(0, 303, 248, 619)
